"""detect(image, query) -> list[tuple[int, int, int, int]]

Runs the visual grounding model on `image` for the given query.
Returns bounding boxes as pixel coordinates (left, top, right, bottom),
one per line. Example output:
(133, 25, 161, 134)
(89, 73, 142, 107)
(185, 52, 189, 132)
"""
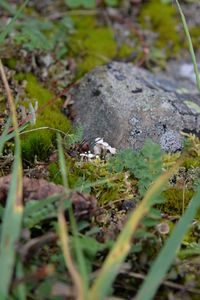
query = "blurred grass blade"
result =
(57, 133, 69, 191)
(176, 0, 200, 94)
(5, 121, 29, 141)
(0, 0, 15, 14)
(89, 160, 181, 300)
(14, 258, 27, 300)
(57, 134, 88, 299)
(0, 0, 29, 45)
(0, 145, 23, 299)
(135, 188, 200, 300)
(0, 115, 12, 155)
(58, 210, 85, 300)
(0, 120, 29, 154)
(0, 60, 23, 299)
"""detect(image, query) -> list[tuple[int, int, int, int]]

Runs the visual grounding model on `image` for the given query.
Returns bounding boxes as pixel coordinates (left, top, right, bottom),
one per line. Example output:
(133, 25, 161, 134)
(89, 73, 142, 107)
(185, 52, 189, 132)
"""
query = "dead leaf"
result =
(0, 175, 65, 205)
(0, 176, 98, 219)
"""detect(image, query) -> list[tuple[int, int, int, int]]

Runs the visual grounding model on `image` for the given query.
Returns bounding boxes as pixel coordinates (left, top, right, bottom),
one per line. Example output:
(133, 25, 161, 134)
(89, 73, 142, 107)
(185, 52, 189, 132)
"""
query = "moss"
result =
(49, 157, 135, 205)
(68, 16, 117, 77)
(0, 97, 7, 115)
(181, 157, 200, 170)
(159, 188, 194, 216)
(17, 74, 72, 161)
(186, 26, 200, 50)
(48, 162, 62, 185)
(4, 57, 17, 69)
(14, 72, 26, 82)
(68, 15, 135, 77)
(139, 0, 181, 58)
(118, 43, 134, 59)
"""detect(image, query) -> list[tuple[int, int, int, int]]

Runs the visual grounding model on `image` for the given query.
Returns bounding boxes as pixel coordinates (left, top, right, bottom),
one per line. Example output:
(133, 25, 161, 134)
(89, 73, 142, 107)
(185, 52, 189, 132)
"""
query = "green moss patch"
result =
(118, 43, 134, 59)
(68, 16, 117, 77)
(159, 188, 194, 216)
(68, 15, 135, 77)
(139, 0, 181, 58)
(17, 74, 72, 161)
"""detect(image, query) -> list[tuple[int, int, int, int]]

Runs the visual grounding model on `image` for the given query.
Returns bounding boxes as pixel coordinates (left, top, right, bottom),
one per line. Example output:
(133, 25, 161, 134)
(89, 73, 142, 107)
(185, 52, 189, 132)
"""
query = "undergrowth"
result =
(1, 1, 200, 300)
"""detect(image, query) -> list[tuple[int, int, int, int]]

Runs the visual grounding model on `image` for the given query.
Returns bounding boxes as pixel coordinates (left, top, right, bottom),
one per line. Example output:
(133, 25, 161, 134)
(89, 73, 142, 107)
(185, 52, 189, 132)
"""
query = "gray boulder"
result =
(70, 62, 200, 152)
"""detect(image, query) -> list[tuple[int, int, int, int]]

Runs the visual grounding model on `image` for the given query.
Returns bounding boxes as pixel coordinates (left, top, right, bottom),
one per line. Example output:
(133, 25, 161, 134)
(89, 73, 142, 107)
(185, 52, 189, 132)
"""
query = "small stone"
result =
(122, 200, 136, 212)
(156, 222, 170, 235)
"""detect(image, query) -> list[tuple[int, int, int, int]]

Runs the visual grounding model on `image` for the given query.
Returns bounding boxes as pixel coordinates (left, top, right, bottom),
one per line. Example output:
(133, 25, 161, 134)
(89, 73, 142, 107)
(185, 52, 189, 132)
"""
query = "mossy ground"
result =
(48, 157, 135, 204)
(161, 188, 194, 216)
(68, 15, 134, 78)
(139, 0, 181, 58)
(14, 73, 72, 162)
(139, 0, 200, 60)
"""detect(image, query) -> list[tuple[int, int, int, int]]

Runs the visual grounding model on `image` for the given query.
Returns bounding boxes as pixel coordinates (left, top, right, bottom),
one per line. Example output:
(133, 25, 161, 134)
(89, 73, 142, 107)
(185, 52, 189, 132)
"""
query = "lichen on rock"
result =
(70, 61, 200, 153)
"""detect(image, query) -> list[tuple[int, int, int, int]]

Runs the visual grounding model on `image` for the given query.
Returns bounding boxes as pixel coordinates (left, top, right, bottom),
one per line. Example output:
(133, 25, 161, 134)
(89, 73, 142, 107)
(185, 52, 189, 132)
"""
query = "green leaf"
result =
(104, 0, 118, 6)
(142, 218, 159, 227)
(0, 121, 23, 300)
(83, 0, 96, 8)
(0, 0, 30, 45)
(65, 0, 82, 8)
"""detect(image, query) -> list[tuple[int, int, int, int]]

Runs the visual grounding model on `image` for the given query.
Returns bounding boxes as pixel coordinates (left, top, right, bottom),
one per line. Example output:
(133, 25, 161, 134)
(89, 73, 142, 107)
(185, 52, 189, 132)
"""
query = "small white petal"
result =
(94, 145, 101, 155)
(109, 147, 116, 154)
(95, 137, 103, 143)
(102, 142, 109, 147)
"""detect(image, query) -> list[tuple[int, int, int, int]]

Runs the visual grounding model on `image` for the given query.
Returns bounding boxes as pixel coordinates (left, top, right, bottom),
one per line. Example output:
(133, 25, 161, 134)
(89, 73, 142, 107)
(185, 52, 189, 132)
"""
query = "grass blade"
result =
(57, 133, 88, 299)
(0, 0, 15, 15)
(89, 159, 181, 300)
(14, 258, 27, 300)
(58, 209, 85, 300)
(0, 145, 23, 299)
(0, 60, 23, 299)
(175, 0, 200, 94)
(57, 133, 69, 191)
(135, 188, 200, 300)
(0, 0, 30, 45)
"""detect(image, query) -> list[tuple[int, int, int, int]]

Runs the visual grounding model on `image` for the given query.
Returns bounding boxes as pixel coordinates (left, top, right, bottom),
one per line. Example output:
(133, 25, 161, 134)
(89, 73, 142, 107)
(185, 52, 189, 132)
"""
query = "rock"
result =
(70, 61, 200, 152)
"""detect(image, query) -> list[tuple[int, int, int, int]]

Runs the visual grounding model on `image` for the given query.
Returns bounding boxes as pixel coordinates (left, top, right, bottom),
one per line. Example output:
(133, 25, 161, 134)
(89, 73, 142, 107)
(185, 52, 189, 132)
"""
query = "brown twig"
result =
(11, 264, 54, 289)
(18, 232, 58, 262)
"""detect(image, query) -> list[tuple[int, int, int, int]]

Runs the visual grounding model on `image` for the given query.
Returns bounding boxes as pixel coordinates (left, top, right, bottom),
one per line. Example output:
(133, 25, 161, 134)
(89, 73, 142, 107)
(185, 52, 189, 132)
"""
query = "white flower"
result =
(80, 151, 96, 159)
(94, 137, 116, 155)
